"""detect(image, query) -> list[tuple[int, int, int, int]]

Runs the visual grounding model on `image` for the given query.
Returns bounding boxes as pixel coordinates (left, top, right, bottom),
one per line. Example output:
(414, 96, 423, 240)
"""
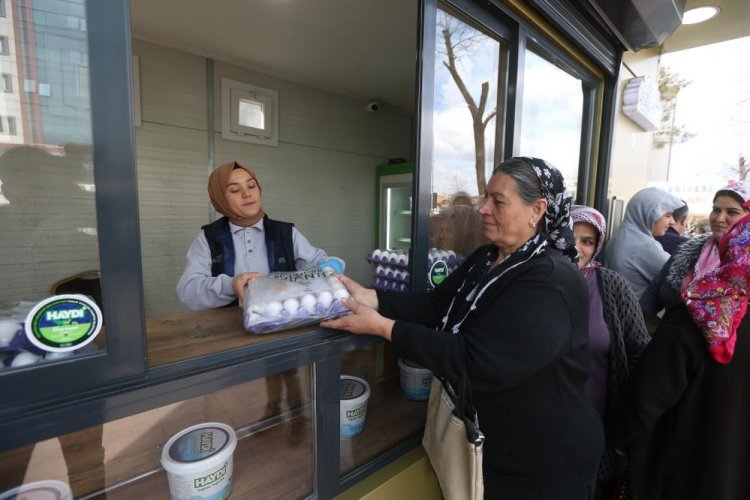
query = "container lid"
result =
(161, 422, 237, 473)
(0, 480, 72, 500)
(339, 375, 369, 401)
(399, 358, 428, 370)
(24, 294, 102, 353)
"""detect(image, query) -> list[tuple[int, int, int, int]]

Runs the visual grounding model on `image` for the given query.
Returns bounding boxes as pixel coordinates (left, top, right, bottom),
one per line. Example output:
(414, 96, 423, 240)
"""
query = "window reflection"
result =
(0, 0, 101, 372)
(519, 49, 583, 197)
(0, 370, 314, 498)
(430, 8, 504, 265)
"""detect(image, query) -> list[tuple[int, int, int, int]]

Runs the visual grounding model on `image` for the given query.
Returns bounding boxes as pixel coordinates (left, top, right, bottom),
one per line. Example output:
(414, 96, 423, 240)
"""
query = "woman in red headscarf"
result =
(611, 212, 750, 500)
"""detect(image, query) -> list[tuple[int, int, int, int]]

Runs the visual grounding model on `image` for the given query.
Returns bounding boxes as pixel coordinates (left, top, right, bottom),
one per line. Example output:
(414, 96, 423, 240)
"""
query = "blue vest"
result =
(202, 215, 297, 278)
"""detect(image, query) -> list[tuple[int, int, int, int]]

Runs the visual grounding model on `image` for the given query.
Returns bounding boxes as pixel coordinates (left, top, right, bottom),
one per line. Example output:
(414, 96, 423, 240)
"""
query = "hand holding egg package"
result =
(243, 269, 351, 334)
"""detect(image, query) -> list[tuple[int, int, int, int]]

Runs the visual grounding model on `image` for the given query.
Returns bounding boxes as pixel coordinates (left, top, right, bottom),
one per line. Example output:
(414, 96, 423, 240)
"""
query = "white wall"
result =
(132, 39, 413, 316)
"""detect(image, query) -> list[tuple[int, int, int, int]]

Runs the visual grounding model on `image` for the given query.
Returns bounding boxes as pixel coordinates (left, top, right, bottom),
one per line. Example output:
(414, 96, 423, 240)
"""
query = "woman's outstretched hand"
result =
(232, 272, 263, 306)
(320, 275, 393, 340)
(335, 274, 379, 310)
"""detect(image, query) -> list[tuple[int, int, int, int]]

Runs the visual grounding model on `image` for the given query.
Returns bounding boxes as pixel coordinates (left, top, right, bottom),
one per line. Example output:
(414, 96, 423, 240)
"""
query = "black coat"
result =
(379, 245, 603, 500)
(611, 305, 750, 500)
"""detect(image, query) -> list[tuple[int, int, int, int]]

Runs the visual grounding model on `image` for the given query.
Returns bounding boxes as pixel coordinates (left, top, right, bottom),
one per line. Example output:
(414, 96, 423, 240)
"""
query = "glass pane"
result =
(429, 8, 504, 275)
(0, 366, 314, 498)
(519, 49, 583, 197)
(238, 98, 264, 129)
(0, 0, 104, 372)
(134, 0, 420, 365)
(340, 343, 428, 475)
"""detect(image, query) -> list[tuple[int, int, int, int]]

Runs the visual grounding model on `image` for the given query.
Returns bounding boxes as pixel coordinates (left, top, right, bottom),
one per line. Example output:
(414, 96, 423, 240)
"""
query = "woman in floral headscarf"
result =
(641, 181, 750, 325)
(571, 205, 650, 498)
(323, 158, 604, 499)
(612, 212, 750, 500)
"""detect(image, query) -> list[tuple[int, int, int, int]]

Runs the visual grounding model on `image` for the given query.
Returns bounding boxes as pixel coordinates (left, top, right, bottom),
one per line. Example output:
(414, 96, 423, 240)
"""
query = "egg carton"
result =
(243, 269, 351, 334)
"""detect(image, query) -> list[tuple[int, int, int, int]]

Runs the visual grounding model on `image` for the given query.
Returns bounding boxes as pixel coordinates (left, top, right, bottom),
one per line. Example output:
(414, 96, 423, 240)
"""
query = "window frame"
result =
(221, 77, 279, 146)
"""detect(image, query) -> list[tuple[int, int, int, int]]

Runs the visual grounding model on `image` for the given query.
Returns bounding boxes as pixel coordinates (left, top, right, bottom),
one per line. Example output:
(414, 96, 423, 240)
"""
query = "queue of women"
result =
(180, 157, 750, 499)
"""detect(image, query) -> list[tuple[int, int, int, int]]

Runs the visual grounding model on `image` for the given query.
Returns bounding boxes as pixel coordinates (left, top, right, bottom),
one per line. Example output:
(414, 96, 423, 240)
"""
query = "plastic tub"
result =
(398, 358, 433, 401)
(161, 422, 237, 500)
(339, 375, 370, 438)
(0, 480, 72, 500)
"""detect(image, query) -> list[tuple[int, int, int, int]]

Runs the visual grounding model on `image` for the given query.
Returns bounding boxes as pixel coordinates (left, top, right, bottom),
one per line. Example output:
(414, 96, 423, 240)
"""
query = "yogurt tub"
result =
(0, 480, 72, 500)
(340, 375, 370, 438)
(161, 422, 237, 500)
(398, 358, 433, 401)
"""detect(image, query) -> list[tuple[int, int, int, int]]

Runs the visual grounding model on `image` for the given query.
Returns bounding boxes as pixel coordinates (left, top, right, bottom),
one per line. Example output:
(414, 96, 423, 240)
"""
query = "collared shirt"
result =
(176, 218, 329, 310)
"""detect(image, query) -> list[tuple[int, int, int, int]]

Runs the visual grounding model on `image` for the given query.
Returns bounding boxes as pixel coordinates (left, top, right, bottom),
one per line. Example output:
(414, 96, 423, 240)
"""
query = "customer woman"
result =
(612, 212, 750, 500)
(604, 187, 683, 299)
(323, 157, 603, 499)
(640, 181, 750, 320)
(571, 205, 650, 497)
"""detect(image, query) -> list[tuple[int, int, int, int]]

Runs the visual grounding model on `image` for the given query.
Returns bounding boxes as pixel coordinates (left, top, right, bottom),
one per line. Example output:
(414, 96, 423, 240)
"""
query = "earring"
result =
(529, 220, 536, 228)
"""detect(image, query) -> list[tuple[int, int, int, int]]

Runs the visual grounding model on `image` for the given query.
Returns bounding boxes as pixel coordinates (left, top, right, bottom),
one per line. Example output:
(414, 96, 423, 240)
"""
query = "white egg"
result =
(327, 277, 344, 290)
(0, 319, 20, 346)
(301, 294, 317, 313)
(264, 301, 283, 317)
(372, 249, 382, 261)
(333, 288, 350, 301)
(317, 291, 333, 308)
(11, 351, 42, 367)
(283, 298, 300, 315)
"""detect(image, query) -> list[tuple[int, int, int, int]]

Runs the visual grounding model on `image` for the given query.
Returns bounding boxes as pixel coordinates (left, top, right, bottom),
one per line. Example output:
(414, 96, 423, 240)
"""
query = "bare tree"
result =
(653, 66, 694, 149)
(438, 14, 497, 195)
(724, 154, 748, 181)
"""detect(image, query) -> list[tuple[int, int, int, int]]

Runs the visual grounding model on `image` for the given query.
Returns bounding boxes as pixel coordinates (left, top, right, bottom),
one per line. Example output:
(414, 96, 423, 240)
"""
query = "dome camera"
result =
(365, 101, 380, 112)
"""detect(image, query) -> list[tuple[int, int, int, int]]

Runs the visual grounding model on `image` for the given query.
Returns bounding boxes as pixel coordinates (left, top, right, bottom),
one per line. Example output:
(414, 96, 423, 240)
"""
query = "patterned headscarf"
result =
(571, 205, 606, 276)
(683, 212, 750, 364)
(207, 161, 264, 227)
(517, 157, 578, 263)
(714, 180, 750, 208)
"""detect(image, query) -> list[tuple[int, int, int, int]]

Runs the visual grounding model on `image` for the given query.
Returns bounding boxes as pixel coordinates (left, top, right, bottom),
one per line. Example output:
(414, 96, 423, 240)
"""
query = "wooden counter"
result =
(146, 308, 322, 367)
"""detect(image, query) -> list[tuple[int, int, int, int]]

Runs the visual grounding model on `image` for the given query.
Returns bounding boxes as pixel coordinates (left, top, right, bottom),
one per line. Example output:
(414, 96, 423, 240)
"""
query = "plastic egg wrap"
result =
(243, 269, 351, 334)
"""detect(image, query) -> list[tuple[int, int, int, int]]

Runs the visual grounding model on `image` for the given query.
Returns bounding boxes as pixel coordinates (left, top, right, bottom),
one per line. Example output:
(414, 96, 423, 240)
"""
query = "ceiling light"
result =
(682, 6, 720, 25)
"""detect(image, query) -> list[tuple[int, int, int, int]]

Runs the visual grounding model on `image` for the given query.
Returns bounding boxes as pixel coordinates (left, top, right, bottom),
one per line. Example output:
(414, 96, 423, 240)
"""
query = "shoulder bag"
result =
(422, 356, 484, 500)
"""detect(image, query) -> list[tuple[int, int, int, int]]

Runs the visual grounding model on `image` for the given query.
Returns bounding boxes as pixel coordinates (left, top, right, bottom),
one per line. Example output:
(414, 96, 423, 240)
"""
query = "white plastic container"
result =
(339, 375, 370, 438)
(161, 422, 237, 500)
(398, 358, 433, 401)
(0, 480, 72, 500)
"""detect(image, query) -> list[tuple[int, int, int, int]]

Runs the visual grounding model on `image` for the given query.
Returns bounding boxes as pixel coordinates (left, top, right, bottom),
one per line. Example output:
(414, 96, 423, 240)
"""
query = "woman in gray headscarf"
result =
(604, 187, 683, 299)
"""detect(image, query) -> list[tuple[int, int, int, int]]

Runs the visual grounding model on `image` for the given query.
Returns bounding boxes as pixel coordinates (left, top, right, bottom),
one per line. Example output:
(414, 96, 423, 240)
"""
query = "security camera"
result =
(365, 101, 380, 112)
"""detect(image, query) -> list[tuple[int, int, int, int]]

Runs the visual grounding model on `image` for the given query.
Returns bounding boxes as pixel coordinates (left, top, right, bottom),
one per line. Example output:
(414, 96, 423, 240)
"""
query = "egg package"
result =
(243, 269, 351, 334)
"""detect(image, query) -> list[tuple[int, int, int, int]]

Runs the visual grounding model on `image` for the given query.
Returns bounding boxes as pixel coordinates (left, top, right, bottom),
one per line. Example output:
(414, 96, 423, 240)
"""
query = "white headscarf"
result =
(604, 187, 683, 298)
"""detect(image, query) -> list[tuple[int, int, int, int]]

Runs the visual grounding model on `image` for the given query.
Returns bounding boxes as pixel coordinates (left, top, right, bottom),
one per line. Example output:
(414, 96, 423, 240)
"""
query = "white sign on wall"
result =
(622, 76, 661, 132)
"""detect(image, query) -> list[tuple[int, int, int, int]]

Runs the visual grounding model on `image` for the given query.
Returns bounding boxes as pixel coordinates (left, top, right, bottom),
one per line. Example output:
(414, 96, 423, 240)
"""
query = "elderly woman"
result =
(612, 212, 750, 500)
(640, 181, 750, 321)
(604, 187, 684, 299)
(323, 157, 603, 499)
(571, 205, 650, 497)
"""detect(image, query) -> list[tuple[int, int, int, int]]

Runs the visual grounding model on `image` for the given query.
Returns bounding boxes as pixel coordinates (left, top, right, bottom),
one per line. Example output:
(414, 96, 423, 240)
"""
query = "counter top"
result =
(146, 307, 326, 367)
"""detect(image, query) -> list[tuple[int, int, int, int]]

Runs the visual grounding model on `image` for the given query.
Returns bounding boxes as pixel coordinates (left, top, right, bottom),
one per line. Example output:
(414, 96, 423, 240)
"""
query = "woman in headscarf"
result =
(640, 181, 750, 323)
(176, 160, 343, 310)
(571, 205, 650, 498)
(604, 187, 684, 299)
(612, 212, 750, 500)
(176, 161, 344, 438)
(323, 157, 604, 499)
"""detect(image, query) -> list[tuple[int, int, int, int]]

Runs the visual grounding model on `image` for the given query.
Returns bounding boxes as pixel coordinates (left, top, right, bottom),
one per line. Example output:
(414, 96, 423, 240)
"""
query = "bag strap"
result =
(440, 339, 485, 446)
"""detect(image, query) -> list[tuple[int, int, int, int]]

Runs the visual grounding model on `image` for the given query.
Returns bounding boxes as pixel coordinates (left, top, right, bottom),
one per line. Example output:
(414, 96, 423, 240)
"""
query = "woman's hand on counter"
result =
(320, 297, 394, 341)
